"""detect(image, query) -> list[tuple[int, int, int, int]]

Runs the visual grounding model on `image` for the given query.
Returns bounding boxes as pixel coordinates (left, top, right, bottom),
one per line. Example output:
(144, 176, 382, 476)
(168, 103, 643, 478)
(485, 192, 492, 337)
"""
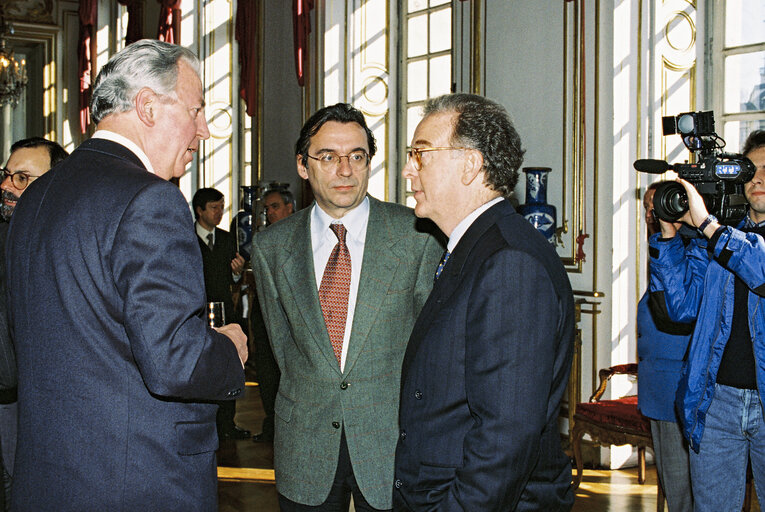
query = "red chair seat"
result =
(575, 396, 650, 433)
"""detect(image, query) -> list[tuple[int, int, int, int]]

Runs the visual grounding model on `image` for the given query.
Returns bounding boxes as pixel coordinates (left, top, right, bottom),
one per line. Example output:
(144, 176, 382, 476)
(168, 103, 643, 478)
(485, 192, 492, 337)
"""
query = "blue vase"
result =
(518, 167, 557, 244)
(234, 186, 255, 261)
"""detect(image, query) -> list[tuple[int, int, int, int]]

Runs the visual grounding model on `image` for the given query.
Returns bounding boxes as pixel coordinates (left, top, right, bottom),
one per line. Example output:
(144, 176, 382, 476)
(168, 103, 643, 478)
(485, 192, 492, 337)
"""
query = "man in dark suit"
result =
(191, 187, 250, 440)
(5, 40, 247, 511)
(394, 93, 575, 511)
(0, 137, 68, 509)
(251, 103, 443, 511)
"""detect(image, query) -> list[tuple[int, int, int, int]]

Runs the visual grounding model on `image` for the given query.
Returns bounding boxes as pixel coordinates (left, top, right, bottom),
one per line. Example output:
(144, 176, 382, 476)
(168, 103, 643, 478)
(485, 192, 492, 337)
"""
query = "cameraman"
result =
(649, 129, 765, 511)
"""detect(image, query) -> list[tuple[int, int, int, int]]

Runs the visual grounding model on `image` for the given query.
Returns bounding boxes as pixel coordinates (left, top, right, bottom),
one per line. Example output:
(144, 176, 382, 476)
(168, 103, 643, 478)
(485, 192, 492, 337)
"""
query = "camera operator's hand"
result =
(658, 218, 679, 238)
(676, 178, 721, 237)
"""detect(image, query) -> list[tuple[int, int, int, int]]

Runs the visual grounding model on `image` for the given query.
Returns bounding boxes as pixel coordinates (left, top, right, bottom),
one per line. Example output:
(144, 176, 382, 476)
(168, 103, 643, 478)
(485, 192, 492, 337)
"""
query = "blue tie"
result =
(434, 251, 451, 281)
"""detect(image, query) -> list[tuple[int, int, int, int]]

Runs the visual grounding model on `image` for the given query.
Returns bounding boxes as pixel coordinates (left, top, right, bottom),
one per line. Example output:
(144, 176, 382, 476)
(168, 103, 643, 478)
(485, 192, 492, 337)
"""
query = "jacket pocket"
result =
(274, 390, 295, 423)
(416, 463, 456, 491)
(175, 421, 217, 455)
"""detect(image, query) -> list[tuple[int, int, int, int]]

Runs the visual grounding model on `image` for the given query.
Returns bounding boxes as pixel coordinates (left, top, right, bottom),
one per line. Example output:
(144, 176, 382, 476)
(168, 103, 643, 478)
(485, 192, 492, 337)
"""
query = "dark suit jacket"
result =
(5, 138, 245, 511)
(394, 200, 575, 511)
(197, 226, 238, 323)
(0, 221, 16, 398)
(251, 197, 444, 509)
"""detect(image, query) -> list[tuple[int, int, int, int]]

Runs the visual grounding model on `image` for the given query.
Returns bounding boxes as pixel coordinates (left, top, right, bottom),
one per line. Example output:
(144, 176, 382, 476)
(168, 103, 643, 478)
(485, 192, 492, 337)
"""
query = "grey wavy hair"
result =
(90, 39, 200, 125)
(423, 93, 525, 198)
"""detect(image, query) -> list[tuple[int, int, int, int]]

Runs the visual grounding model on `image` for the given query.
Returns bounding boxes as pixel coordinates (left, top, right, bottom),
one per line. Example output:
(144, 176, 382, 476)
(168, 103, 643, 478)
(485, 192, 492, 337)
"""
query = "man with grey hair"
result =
(5, 40, 247, 510)
(394, 93, 575, 511)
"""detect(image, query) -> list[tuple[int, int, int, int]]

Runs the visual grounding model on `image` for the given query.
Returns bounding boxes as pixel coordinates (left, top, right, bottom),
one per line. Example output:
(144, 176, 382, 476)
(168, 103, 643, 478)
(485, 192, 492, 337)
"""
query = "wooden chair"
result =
(571, 364, 657, 489)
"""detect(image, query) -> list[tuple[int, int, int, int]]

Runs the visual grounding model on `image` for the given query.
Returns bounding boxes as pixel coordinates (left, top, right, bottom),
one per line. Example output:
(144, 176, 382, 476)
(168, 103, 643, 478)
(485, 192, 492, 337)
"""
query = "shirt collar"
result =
(195, 222, 214, 241)
(447, 196, 504, 252)
(745, 212, 765, 229)
(311, 196, 370, 244)
(92, 130, 156, 175)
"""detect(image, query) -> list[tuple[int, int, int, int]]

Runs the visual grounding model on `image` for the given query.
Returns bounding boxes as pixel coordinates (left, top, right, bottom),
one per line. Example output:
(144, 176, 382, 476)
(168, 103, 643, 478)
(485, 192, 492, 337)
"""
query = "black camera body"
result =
(634, 111, 755, 225)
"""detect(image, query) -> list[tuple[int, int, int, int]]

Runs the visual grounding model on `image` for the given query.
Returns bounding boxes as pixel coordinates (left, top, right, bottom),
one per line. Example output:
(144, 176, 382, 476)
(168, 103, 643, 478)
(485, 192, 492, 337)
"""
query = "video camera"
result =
(633, 111, 755, 224)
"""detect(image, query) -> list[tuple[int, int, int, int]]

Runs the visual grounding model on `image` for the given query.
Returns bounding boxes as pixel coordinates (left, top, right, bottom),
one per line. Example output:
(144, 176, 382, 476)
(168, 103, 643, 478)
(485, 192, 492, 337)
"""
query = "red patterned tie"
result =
(319, 223, 351, 365)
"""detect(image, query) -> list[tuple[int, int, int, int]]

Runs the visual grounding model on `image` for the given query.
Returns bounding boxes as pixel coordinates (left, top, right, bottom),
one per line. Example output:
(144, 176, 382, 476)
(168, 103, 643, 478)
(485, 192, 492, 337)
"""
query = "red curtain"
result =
(292, 0, 314, 86)
(117, 0, 144, 45)
(236, 0, 258, 116)
(78, 0, 98, 134)
(157, 0, 182, 44)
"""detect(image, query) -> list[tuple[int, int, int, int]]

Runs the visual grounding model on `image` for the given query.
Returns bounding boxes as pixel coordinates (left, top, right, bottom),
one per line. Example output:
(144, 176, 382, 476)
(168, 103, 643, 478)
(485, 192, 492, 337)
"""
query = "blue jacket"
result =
(636, 292, 692, 422)
(649, 223, 765, 452)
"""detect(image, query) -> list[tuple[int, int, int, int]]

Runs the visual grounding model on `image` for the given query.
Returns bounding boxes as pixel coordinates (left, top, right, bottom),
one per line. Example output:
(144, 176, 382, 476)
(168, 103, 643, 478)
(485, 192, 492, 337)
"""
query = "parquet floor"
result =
(217, 383, 760, 512)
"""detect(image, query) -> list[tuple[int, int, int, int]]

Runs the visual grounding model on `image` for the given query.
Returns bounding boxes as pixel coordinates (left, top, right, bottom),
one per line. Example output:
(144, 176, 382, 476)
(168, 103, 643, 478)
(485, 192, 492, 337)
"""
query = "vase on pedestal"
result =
(233, 186, 255, 261)
(518, 167, 557, 244)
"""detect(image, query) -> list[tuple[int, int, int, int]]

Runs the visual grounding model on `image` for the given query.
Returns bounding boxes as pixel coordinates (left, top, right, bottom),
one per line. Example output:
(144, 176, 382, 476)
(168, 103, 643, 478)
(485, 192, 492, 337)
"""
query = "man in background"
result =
(636, 182, 693, 512)
(192, 187, 250, 440)
(0, 137, 68, 510)
(251, 187, 294, 443)
(263, 188, 295, 225)
(395, 93, 575, 511)
(251, 103, 443, 511)
(6, 40, 246, 510)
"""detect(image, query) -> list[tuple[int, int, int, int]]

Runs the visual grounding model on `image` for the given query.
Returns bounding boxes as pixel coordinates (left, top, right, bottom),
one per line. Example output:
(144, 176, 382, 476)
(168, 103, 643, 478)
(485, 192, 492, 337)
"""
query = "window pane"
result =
(725, 0, 765, 47)
(724, 51, 765, 113)
(430, 0, 450, 6)
(724, 120, 765, 154)
(408, 60, 428, 102)
(408, 14, 428, 57)
(408, 0, 427, 13)
(429, 54, 452, 97)
(407, 105, 424, 145)
(429, 9, 451, 53)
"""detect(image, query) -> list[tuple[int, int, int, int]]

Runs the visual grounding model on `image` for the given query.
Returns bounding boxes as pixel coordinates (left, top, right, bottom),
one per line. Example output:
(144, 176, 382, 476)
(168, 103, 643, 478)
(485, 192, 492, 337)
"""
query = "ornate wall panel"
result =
(319, 0, 392, 202)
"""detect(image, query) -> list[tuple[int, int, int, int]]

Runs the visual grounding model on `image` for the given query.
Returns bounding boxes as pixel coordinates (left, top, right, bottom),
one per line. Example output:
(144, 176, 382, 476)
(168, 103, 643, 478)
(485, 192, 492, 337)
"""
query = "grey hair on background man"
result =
(90, 39, 200, 125)
(423, 93, 525, 198)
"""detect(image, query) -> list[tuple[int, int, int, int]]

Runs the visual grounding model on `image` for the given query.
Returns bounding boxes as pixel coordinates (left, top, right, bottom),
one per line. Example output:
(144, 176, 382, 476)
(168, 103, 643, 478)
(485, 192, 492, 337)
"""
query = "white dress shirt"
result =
(195, 222, 215, 246)
(310, 197, 370, 372)
(92, 130, 156, 175)
(447, 196, 505, 252)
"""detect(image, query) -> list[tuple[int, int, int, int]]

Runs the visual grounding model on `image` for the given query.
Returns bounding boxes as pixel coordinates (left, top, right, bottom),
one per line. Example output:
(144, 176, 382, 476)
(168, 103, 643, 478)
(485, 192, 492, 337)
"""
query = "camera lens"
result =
(653, 181, 688, 222)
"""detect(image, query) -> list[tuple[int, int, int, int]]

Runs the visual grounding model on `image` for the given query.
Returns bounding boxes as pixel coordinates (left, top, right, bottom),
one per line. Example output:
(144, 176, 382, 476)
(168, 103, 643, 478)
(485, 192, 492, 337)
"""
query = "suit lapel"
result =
(281, 208, 342, 374)
(343, 197, 399, 375)
(401, 200, 513, 380)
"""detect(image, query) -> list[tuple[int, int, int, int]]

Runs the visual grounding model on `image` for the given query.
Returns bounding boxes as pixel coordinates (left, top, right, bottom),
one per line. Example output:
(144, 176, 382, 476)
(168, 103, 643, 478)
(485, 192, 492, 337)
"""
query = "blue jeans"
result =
(689, 384, 765, 512)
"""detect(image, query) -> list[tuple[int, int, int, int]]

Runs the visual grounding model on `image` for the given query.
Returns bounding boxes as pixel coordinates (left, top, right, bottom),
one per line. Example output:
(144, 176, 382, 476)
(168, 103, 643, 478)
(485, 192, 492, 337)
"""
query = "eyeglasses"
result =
(1, 168, 42, 191)
(305, 150, 369, 171)
(406, 147, 471, 170)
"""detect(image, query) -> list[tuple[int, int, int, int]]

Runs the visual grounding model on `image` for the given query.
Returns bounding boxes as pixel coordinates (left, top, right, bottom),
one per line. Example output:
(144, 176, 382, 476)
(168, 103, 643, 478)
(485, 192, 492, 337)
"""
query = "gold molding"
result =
(470, 0, 482, 94)
(7, 22, 58, 142)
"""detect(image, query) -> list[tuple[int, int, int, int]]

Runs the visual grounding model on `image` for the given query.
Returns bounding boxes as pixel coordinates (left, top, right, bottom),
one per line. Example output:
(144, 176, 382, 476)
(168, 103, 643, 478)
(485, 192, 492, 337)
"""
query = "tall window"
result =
(401, 0, 452, 206)
(711, 0, 765, 151)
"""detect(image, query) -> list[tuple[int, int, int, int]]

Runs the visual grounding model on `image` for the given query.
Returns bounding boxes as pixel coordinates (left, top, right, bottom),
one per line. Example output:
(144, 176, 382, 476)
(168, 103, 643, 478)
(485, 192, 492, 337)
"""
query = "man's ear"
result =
(296, 154, 309, 180)
(461, 149, 484, 186)
(135, 88, 158, 127)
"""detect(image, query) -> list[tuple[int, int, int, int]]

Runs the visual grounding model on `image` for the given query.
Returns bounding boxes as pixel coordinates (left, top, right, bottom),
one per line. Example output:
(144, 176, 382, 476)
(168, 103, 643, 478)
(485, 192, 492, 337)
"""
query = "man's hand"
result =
(675, 178, 721, 237)
(658, 218, 679, 238)
(676, 178, 709, 227)
(215, 323, 248, 367)
(230, 253, 245, 275)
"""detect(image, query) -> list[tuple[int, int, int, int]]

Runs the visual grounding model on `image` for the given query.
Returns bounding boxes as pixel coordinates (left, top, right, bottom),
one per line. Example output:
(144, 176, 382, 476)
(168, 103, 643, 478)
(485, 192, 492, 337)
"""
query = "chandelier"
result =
(0, 21, 27, 108)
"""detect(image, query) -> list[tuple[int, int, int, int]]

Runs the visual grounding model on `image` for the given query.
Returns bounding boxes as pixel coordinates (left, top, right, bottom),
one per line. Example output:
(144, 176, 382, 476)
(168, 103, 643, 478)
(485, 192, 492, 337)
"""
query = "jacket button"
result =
(394, 479, 403, 489)
(400, 430, 406, 440)
(340, 381, 349, 390)
(332, 421, 340, 429)
(414, 390, 423, 400)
